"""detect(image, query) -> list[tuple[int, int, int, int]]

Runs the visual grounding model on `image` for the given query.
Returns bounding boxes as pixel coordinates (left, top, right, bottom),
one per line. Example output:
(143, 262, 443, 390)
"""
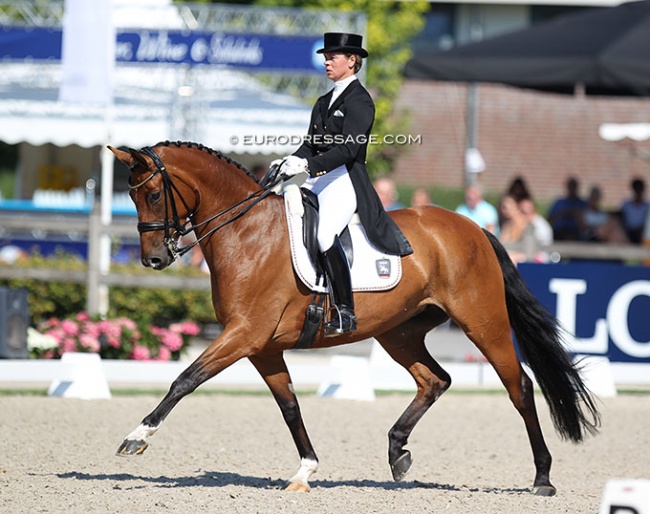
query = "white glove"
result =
(269, 158, 283, 170)
(280, 156, 309, 177)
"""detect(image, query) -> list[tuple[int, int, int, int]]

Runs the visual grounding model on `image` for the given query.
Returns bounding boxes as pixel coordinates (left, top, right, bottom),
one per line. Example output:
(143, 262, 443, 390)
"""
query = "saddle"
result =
(279, 183, 401, 349)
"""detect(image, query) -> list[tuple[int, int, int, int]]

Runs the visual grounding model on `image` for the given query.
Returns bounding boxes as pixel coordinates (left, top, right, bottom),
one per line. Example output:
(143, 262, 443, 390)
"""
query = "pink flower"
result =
(156, 346, 172, 361)
(79, 334, 100, 352)
(116, 318, 137, 331)
(75, 312, 90, 322)
(46, 317, 61, 328)
(61, 320, 79, 336)
(169, 321, 200, 336)
(131, 345, 151, 361)
(153, 327, 184, 352)
(61, 337, 78, 353)
(84, 321, 101, 338)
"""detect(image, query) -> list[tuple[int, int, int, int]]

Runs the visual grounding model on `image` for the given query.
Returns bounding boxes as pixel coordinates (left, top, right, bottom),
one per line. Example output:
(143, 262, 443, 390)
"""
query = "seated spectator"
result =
(499, 194, 530, 244)
(580, 186, 629, 243)
(373, 177, 405, 211)
(506, 176, 531, 203)
(620, 177, 649, 244)
(548, 177, 587, 241)
(455, 185, 499, 235)
(410, 187, 432, 208)
(520, 198, 553, 247)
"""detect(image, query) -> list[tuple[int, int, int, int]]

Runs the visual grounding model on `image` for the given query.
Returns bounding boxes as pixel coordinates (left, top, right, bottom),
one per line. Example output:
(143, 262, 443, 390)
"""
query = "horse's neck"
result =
(195, 186, 286, 271)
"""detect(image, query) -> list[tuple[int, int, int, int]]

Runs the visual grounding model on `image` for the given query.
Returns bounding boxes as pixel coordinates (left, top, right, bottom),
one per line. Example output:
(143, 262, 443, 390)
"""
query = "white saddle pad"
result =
(283, 186, 402, 294)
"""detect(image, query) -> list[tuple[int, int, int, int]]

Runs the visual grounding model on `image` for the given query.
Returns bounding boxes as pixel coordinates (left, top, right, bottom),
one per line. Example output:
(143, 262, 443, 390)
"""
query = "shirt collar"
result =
(333, 74, 357, 94)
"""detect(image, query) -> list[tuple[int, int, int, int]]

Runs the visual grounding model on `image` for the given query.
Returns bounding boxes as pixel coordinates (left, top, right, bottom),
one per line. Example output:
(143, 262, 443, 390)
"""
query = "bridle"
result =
(128, 146, 281, 261)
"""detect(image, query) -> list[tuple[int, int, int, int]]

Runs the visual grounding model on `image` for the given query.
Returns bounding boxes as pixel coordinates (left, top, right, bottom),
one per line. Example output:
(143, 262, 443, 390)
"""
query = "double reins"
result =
(129, 146, 282, 261)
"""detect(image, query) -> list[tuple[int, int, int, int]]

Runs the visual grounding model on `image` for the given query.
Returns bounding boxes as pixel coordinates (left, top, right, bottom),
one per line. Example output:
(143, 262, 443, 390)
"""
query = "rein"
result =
(129, 146, 280, 261)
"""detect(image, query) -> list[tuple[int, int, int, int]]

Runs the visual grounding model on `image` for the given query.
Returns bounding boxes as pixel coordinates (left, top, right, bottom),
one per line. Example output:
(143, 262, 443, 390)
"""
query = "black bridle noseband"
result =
(129, 146, 280, 261)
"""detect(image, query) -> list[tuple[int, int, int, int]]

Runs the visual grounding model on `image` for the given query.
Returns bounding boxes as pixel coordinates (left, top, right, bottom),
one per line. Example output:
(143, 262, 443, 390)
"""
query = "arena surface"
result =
(1, 392, 647, 513)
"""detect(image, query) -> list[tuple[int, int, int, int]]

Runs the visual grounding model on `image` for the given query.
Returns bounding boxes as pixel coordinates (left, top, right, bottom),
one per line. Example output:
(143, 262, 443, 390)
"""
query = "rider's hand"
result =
(269, 158, 283, 171)
(280, 156, 309, 177)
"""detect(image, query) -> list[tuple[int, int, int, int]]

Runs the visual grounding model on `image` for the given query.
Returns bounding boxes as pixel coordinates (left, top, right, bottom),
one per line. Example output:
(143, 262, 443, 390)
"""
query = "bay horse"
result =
(109, 141, 599, 496)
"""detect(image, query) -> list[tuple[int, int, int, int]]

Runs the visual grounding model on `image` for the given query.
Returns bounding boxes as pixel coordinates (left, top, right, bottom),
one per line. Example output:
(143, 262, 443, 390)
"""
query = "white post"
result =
(99, 133, 115, 317)
(60, 0, 115, 317)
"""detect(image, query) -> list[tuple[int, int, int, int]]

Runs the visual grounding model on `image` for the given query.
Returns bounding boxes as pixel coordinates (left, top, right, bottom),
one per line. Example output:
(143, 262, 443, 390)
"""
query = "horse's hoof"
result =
(533, 485, 557, 496)
(390, 450, 413, 482)
(116, 438, 148, 457)
(284, 481, 311, 492)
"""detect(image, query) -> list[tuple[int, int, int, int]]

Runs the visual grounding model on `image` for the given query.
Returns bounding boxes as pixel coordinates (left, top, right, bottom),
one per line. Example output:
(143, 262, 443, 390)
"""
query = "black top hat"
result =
(316, 32, 368, 58)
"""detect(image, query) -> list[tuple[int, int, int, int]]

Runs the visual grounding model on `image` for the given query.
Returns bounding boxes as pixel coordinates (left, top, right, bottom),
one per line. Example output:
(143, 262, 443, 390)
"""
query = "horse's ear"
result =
(127, 148, 150, 168)
(107, 145, 134, 168)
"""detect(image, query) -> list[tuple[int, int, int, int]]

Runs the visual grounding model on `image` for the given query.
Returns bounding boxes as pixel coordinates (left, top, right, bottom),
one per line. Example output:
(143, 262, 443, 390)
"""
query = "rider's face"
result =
(323, 52, 355, 82)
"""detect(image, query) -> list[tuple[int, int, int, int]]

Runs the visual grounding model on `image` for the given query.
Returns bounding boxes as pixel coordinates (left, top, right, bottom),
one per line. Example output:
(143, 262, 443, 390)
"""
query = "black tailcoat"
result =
(293, 79, 413, 256)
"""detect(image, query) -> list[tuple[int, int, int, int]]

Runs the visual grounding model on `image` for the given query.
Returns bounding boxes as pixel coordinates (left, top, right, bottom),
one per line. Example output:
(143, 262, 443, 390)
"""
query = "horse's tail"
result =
(483, 229, 600, 443)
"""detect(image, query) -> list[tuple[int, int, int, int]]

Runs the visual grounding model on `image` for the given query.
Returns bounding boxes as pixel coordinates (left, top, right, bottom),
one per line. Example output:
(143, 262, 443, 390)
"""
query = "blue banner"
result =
(0, 26, 322, 71)
(519, 262, 650, 363)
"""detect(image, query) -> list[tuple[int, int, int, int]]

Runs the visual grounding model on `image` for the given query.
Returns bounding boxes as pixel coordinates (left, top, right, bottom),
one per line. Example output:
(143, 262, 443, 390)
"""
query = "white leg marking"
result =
(124, 423, 160, 442)
(288, 458, 318, 486)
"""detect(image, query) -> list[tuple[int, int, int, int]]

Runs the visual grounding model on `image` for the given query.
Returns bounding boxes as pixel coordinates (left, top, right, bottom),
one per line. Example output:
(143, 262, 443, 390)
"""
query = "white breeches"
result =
(302, 166, 357, 252)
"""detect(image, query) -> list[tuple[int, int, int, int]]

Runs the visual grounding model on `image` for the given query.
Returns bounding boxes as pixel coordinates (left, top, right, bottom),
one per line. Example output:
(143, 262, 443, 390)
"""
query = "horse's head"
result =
(109, 144, 197, 270)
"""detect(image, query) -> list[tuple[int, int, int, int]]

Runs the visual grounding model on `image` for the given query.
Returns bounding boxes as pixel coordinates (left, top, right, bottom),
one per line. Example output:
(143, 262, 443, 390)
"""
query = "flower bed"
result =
(29, 313, 200, 361)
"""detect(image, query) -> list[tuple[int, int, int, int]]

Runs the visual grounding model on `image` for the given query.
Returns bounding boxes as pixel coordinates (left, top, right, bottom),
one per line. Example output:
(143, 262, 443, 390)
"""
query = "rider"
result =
(277, 32, 413, 336)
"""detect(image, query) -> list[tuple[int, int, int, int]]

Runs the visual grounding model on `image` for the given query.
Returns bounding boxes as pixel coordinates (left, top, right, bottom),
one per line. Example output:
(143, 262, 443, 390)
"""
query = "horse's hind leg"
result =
(249, 352, 318, 492)
(375, 315, 452, 482)
(457, 316, 555, 496)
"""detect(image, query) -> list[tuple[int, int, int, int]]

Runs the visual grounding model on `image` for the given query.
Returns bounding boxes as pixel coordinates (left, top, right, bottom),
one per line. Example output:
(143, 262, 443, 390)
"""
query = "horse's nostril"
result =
(142, 257, 163, 269)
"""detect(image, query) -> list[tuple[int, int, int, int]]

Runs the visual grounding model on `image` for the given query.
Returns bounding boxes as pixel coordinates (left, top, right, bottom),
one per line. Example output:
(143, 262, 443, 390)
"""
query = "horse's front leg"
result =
(248, 352, 318, 492)
(116, 327, 250, 457)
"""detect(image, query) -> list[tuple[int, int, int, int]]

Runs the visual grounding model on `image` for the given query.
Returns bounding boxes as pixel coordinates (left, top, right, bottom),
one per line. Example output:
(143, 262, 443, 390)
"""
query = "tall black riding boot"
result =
(322, 237, 357, 336)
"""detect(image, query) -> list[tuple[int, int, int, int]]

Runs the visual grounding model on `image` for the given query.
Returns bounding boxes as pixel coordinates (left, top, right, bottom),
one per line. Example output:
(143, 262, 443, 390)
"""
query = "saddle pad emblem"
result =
(376, 259, 391, 278)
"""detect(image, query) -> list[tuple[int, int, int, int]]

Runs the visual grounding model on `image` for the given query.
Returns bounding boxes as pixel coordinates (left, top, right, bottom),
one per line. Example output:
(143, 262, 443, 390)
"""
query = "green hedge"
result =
(0, 254, 216, 327)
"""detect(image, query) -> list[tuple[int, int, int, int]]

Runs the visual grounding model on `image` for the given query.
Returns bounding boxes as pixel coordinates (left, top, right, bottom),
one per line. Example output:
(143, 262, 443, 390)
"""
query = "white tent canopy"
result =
(0, 62, 311, 154)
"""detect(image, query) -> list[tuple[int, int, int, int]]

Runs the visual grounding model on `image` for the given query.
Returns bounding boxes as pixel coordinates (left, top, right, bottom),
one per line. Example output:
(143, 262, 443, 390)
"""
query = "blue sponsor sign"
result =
(519, 262, 650, 363)
(0, 26, 322, 71)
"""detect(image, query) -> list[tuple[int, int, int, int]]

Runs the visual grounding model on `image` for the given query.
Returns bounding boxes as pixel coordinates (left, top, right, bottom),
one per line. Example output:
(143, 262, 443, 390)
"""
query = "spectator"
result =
(498, 194, 530, 264)
(548, 177, 587, 241)
(455, 184, 499, 235)
(506, 176, 531, 203)
(373, 177, 405, 211)
(580, 186, 629, 243)
(520, 198, 553, 247)
(410, 187, 432, 208)
(620, 177, 649, 244)
(499, 194, 529, 244)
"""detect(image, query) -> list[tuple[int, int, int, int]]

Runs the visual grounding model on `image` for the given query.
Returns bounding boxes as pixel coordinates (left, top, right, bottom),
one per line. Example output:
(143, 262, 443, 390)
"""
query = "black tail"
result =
(483, 230, 600, 443)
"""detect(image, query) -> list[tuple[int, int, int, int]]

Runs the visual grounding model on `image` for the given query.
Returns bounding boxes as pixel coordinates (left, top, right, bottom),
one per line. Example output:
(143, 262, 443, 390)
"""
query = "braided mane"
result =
(154, 140, 261, 184)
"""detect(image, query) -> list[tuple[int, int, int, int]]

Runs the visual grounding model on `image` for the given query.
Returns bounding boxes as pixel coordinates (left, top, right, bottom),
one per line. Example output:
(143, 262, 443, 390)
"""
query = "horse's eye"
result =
(148, 191, 162, 203)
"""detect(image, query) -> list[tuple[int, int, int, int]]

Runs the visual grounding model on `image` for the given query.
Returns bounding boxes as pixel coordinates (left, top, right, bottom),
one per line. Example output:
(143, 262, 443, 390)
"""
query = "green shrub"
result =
(0, 254, 216, 327)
